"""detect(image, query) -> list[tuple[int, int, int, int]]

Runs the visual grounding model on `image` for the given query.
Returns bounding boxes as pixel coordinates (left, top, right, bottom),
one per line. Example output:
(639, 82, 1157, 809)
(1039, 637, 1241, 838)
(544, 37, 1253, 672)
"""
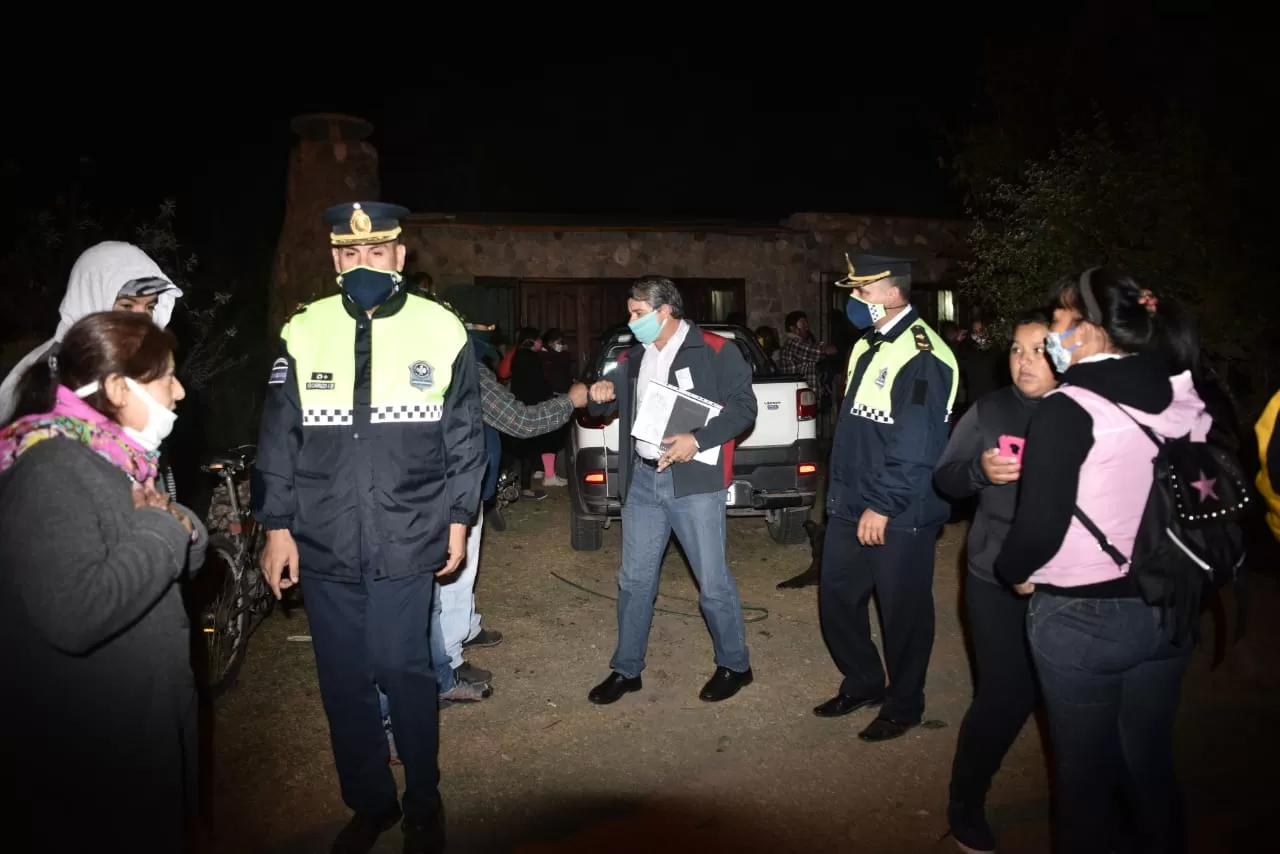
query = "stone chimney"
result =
(269, 114, 380, 334)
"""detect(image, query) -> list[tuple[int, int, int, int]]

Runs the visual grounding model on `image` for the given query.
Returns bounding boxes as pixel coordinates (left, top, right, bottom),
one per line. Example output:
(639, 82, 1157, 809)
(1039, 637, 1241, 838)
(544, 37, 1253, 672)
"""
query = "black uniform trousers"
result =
(304, 570, 441, 822)
(818, 514, 939, 723)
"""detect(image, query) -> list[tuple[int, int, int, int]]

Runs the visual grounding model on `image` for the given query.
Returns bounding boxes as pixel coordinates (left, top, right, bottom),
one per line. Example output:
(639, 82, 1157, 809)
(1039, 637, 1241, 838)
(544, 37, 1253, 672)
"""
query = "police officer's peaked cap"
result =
(835, 253, 913, 288)
(322, 201, 411, 247)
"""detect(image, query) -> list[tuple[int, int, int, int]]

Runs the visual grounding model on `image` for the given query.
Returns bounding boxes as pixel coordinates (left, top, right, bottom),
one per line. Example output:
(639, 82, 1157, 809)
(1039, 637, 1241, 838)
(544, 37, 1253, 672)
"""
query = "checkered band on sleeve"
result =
(371, 403, 445, 423)
(302, 408, 354, 426)
(849, 402, 895, 424)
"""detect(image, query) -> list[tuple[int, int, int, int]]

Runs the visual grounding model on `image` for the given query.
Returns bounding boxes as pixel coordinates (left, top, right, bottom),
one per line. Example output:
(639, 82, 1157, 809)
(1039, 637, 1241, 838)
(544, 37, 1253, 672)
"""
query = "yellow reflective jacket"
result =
(1256, 387, 1280, 543)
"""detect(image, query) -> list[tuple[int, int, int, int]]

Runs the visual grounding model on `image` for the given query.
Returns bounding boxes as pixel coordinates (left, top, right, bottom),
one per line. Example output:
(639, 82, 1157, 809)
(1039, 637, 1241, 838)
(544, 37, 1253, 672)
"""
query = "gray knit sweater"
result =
(0, 435, 208, 849)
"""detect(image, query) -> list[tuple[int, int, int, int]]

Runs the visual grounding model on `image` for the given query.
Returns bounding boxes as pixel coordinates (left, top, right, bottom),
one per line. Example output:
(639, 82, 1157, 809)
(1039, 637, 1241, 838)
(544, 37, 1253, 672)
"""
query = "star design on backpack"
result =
(1190, 470, 1218, 502)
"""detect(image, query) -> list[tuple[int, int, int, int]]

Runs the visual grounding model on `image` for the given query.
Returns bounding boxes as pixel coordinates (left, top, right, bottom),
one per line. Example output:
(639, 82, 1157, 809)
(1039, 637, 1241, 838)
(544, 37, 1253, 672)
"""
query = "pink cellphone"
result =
(998, 435, 1025, 463)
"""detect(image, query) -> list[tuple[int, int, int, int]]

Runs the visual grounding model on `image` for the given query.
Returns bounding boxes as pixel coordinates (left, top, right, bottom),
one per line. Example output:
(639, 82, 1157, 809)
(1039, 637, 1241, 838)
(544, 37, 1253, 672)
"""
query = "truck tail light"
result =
(798, 463, 818, 477)
(584, 471, 606, 485)
(797, 388, 817, 421)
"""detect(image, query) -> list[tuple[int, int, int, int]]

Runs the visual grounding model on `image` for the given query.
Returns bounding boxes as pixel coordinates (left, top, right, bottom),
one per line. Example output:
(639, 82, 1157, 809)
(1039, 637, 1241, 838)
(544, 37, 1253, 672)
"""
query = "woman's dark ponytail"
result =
(5, 348, 59, 426)
(1057, 267, 1201, 374)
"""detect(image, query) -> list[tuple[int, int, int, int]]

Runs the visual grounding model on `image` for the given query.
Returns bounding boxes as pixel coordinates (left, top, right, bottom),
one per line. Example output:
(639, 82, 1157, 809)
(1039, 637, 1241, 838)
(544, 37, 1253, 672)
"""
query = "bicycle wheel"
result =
(199, 534, 252, 700)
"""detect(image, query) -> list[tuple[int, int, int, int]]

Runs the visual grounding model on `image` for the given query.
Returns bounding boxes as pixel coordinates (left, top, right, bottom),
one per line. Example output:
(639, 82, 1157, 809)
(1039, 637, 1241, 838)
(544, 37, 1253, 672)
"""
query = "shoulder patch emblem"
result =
(268, 357, 288, 385)
(912, 325, 933, 352)
(409, 360, 434, 390)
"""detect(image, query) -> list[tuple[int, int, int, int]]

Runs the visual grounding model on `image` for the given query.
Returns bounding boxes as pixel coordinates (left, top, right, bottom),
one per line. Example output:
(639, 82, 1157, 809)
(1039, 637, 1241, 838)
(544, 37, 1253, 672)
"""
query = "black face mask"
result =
(338, 266, 401, 310)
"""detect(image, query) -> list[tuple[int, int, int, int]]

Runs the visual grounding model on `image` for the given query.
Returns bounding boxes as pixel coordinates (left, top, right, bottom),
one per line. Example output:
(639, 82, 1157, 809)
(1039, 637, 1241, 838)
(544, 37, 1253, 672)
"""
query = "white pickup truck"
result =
(566, 323, 819, 550)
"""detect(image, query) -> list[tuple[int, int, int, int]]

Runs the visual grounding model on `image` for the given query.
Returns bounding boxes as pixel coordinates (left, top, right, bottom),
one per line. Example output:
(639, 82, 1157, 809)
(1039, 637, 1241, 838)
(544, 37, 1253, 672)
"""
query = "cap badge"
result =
(350, 203, 373, 236)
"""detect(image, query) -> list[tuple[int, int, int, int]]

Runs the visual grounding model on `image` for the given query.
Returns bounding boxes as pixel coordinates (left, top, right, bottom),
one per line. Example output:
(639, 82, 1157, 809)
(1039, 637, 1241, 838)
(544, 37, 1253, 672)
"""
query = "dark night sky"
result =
(5, 38, 983, 272)
(5, 10, 1264, 284)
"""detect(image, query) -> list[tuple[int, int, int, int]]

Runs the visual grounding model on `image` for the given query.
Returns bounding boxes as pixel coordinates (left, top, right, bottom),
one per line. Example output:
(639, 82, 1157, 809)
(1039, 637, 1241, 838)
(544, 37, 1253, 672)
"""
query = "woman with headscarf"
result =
(0, 241, 183, 425)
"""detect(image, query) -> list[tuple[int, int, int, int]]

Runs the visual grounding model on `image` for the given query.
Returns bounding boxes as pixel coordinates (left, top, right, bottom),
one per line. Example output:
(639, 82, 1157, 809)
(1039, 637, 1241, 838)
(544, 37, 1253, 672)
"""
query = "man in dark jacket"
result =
(254, 202, 485, 854)
(584, 275, 758, 705)
(933, 308, 1057, 853)
(814, 254, 959, 743)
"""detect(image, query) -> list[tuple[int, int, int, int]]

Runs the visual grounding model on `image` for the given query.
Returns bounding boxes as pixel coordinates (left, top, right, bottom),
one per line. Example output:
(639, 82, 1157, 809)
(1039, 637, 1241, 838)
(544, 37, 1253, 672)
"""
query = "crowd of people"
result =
(1, 201, 1276, 854)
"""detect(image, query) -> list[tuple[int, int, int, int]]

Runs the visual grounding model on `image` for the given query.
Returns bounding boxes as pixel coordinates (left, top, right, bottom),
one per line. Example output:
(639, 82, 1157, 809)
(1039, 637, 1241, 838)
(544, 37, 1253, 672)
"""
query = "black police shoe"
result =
(402, 811, 446, 854)
(331, 803, 401, 854)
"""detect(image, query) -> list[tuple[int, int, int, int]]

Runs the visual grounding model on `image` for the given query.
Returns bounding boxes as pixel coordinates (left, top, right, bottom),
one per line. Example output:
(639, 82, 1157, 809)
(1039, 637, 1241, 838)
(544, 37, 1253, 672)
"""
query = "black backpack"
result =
(1073, 401, 1250, 644)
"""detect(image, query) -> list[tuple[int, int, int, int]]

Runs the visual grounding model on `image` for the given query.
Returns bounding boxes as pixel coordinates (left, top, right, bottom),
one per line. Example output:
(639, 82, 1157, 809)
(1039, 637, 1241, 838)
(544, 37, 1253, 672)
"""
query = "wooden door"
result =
(517, 279, 632, 379)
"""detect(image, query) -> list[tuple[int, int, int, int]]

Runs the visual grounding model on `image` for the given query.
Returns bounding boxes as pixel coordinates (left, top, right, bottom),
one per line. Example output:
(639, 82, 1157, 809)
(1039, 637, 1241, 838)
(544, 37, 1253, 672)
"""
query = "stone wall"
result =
(267, 112, 972, 336)
(401, 212, 970, 333)
(270, 114, 381, 335)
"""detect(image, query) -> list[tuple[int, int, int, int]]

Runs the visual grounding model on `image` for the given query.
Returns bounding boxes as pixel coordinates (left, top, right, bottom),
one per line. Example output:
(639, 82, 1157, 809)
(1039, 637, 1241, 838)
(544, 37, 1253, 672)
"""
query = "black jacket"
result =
(253, 289, 486, 583)
(934, 385, 1041, 584)
(588, 321, 757, 501)
(0, 438, 208, 850)
(826, 309, 958, 529)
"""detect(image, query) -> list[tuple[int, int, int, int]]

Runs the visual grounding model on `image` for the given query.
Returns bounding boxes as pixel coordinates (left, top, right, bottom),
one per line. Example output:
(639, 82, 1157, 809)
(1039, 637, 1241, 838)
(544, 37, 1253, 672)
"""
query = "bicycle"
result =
(190, 443, 291, 699)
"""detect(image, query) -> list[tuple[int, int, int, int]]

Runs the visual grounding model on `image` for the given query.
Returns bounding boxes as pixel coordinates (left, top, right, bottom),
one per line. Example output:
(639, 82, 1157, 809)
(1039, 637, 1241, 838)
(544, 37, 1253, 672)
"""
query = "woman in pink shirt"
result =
(996, 268, 1212, 854)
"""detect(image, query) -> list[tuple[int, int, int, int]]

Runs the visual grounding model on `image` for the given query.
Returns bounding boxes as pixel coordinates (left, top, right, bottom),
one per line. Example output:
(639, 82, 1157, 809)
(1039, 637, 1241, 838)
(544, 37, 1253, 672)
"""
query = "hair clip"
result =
(1137, 289, 1159, 314)
(47, 353, 58, 374)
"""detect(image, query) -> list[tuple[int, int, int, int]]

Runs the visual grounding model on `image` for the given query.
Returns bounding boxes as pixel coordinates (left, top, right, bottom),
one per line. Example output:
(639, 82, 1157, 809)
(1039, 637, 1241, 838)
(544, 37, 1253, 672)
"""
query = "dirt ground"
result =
(205, 488, 1279, 853)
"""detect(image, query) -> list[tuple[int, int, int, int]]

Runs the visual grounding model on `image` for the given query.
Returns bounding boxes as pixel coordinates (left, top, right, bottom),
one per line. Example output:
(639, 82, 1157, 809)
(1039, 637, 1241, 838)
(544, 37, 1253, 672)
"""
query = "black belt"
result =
(636, 455, 661, 468)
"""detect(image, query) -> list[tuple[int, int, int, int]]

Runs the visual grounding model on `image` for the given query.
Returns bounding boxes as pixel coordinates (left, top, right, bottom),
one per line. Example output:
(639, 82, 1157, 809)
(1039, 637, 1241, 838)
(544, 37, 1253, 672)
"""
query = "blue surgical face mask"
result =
(337, 266, 402, 311)
(845, 293, 888, 330)
(628, 309, 665, 344)
(1045, 326, 1080, 373)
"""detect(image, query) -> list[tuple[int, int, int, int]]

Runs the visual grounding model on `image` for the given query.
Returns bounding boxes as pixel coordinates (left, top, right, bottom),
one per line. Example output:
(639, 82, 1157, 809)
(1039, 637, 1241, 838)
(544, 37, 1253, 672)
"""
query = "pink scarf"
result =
(0, 385, 159, 483)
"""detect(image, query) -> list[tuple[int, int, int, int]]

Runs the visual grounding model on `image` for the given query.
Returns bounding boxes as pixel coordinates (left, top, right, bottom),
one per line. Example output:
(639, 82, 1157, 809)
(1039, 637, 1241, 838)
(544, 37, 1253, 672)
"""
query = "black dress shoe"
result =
(858, 715, 918, 742)
(812, 693, 883, 718)
(699, 666, 754, 702)
(947, 801, 997, 854)
(402, 812, 446, 854)
(776, 566, 820, 589)
(331, 803, 402, 854)
(588, 672, 642, 705)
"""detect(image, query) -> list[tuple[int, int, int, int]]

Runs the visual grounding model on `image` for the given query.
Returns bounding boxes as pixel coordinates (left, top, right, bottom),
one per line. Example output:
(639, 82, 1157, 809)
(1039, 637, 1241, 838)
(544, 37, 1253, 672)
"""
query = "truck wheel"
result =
(766, 507, 810, 545)
(571, 505, 604, 551)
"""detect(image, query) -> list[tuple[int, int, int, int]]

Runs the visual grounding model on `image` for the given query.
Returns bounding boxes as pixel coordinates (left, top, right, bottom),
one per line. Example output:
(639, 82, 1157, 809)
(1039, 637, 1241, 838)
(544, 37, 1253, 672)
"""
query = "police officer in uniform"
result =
(813, 254, 958, 743)
(254, 201, 486, 854)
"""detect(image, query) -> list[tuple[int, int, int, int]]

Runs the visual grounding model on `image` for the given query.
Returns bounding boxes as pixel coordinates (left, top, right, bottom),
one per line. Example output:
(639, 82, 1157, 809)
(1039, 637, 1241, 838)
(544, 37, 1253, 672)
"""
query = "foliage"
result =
(132, 200, 248, 391)
(0, 191, 247, 392)
(957, 110, 1275, 402)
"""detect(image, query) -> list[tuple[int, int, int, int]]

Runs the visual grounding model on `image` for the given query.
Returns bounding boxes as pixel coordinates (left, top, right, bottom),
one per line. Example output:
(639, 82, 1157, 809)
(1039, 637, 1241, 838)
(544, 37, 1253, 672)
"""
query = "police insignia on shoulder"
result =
(268, 357, 289, 385)
(912, 325, 932, 351)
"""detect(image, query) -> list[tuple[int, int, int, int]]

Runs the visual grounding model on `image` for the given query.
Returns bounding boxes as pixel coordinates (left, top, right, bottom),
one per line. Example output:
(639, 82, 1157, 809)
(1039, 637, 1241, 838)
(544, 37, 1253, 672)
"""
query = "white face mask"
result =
(75, 376, 177, 452)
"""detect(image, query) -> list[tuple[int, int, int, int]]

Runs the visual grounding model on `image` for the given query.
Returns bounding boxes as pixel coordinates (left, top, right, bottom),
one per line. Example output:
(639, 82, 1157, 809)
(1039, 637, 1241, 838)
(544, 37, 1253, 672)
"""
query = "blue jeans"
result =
(1028, 591, 1191, 854)
(609, 460, 750, 678)
(379, 580, 455, 719)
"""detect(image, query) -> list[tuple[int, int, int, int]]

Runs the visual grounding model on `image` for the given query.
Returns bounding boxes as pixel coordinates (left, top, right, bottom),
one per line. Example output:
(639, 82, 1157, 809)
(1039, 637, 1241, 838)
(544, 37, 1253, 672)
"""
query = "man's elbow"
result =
(42, 618, 102, 656)
(509, 421, 542, 440)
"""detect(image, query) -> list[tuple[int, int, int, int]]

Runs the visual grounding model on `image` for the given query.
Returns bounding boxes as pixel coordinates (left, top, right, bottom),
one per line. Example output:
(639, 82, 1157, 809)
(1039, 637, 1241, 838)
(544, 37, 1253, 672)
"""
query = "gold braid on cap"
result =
(330, 203, 402, 246)
(834, 253, 892, 288)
